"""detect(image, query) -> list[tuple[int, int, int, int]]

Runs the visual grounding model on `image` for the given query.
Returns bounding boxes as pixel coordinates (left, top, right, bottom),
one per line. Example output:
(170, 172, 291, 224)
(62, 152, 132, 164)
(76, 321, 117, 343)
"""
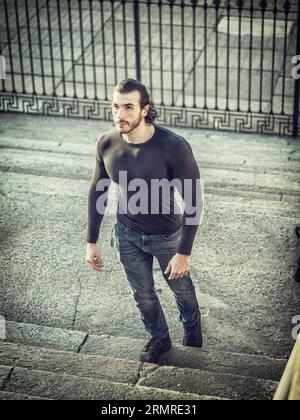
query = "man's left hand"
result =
(164, 253, 190, 280)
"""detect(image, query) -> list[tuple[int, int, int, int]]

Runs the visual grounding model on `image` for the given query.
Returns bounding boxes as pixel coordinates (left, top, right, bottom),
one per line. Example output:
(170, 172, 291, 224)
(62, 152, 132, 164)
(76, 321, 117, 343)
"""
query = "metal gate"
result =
(0, 0, 299, 137)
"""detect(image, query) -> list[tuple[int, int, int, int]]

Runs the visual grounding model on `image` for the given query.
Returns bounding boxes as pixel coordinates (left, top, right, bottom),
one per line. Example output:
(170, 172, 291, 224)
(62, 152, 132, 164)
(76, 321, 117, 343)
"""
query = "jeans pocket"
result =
(115, 221, 128, 234)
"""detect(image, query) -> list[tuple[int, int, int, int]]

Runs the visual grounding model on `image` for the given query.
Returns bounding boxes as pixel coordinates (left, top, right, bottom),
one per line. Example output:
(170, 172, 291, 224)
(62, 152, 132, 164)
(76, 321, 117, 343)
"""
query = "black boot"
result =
(183, 322, 203, 348)
(139, 336, 172, 363)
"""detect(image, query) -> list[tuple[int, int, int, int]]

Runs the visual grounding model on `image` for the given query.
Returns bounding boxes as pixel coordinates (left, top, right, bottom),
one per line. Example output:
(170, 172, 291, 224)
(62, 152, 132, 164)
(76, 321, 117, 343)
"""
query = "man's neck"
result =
(122, 124, 155, 144)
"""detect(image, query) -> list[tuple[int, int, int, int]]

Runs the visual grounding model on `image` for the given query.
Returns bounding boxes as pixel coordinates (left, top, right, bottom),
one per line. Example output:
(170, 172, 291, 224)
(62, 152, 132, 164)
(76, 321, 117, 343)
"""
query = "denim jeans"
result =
(112, 220, 201, 339)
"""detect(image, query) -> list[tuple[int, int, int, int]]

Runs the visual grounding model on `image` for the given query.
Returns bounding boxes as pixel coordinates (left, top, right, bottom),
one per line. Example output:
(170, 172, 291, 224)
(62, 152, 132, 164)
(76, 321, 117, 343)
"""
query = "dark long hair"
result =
(114, 78, 159, 124)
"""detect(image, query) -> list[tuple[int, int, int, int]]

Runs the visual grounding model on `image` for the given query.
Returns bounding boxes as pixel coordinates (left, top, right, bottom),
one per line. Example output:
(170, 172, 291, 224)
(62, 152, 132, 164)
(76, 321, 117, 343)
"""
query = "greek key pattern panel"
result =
(157, 106, 296, 137)
(0, 93, 297, 137)
(0, 94, 114, 120)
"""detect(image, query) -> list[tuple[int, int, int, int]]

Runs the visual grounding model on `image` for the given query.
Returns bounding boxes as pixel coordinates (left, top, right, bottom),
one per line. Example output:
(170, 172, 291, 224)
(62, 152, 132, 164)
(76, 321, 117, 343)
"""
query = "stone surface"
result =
(0, 341, 144, 385)
(158, 346, 286, 383)
(81, 333, 286, 382)
(3, 321, 86, 352)
(0, 391, 50, 400)
(1, 322, 286, 383)
(4, 366, 221, 400)
(0, 113, 299, 360)
(0, 0, 299, 399)
(0, 365, 12, 388)
(81, 333, 145, 362)
(138, 365, 278, 401)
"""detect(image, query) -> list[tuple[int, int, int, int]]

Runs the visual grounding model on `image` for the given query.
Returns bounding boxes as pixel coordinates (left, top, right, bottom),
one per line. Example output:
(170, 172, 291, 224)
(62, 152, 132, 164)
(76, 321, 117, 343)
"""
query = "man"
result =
(86, 78, 203, 364)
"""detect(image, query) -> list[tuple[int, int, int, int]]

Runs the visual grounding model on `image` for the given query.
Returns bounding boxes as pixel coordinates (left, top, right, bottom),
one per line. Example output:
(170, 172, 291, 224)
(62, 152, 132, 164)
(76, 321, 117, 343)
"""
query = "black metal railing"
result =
(0, 0, 299, 137)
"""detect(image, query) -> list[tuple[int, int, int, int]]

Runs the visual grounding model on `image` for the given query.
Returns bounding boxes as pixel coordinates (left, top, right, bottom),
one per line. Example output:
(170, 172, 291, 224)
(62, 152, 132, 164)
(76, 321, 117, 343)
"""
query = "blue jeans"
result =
(112, 220, 201, 339)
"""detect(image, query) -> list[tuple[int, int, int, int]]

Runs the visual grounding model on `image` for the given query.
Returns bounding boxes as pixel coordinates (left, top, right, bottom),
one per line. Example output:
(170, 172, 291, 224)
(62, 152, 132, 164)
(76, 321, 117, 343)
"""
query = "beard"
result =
(116, 113, 144, 134)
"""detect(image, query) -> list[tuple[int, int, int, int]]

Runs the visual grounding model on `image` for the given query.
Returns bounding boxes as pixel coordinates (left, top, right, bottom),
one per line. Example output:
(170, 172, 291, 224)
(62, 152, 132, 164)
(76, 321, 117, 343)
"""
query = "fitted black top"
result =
(87, 123, 202, 255)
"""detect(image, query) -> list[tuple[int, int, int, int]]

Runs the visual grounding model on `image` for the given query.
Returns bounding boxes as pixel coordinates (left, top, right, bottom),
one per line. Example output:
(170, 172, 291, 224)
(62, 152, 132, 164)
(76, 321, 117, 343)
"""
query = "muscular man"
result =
(86, 78, 203, 364)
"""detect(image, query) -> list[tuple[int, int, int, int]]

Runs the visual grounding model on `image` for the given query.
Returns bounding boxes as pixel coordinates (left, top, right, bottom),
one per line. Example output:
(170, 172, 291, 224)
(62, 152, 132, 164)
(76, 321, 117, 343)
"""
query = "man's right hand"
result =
(86, 243, 104, 272)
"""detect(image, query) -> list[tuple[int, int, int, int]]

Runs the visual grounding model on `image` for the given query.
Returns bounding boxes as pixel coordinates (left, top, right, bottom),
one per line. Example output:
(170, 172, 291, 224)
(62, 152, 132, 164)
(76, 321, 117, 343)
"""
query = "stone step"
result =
(0, 112, 113, 142)
(0, 136, 299, 174)
(0, 147, 299, 200)
(0, 130, 295, 163)
(0, 364, 224, 401)
(0, 116, 297, 153)
(0, 130, 297, 157)
(1, 167, 299, 208)
(0, 339, 277, 400)
(0, 391, 51, 400)
(4, 321, 286, 383)
(81, 333, 287, 383)
(137, 364, 278, 401)
(1, 112, 299, 151)
(0, 112, 298, 370)
(0, 125, 296, 155)
(0, 341, 155, 387)
(1, 165, 300, 207)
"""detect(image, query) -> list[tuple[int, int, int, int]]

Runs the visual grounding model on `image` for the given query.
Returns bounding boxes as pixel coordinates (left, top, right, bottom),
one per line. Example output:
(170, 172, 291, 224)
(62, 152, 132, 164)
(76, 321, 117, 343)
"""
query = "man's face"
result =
(112, 90, 147, 134)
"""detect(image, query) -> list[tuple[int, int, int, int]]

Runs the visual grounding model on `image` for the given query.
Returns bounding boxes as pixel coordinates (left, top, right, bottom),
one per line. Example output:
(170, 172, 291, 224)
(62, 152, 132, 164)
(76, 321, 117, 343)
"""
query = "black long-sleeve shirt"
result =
(87, 123, 202, 255)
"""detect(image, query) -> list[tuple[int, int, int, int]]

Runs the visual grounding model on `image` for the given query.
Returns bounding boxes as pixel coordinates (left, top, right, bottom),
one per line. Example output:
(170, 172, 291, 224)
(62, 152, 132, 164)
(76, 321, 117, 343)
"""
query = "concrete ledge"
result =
(2, 322, 287, 382)
(3, 366, 223, 400)
(0, 343, 277, 400)
(81, 332, 286, 382)
(1, 149, 300, 196)
(5, 321, 87, 353)
(138, 365, 278, 401)
(0, 341, 144, 386)
(0, 391, 51, 400)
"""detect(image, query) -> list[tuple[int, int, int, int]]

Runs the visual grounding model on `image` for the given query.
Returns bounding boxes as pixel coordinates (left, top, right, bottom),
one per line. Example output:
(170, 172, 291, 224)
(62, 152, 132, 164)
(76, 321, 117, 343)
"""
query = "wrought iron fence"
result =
(0, 0, 299, 137)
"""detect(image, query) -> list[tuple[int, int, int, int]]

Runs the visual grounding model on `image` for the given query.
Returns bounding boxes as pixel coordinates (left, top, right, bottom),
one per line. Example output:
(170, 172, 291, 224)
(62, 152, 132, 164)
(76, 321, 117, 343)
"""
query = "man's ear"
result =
(143, 104, 150, 117)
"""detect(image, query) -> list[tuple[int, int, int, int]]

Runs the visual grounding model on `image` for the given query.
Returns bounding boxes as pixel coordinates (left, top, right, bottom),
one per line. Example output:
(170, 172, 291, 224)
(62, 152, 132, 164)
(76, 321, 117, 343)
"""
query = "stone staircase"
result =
(0, 113, 299, 400)
(0, 321, 286, 400)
